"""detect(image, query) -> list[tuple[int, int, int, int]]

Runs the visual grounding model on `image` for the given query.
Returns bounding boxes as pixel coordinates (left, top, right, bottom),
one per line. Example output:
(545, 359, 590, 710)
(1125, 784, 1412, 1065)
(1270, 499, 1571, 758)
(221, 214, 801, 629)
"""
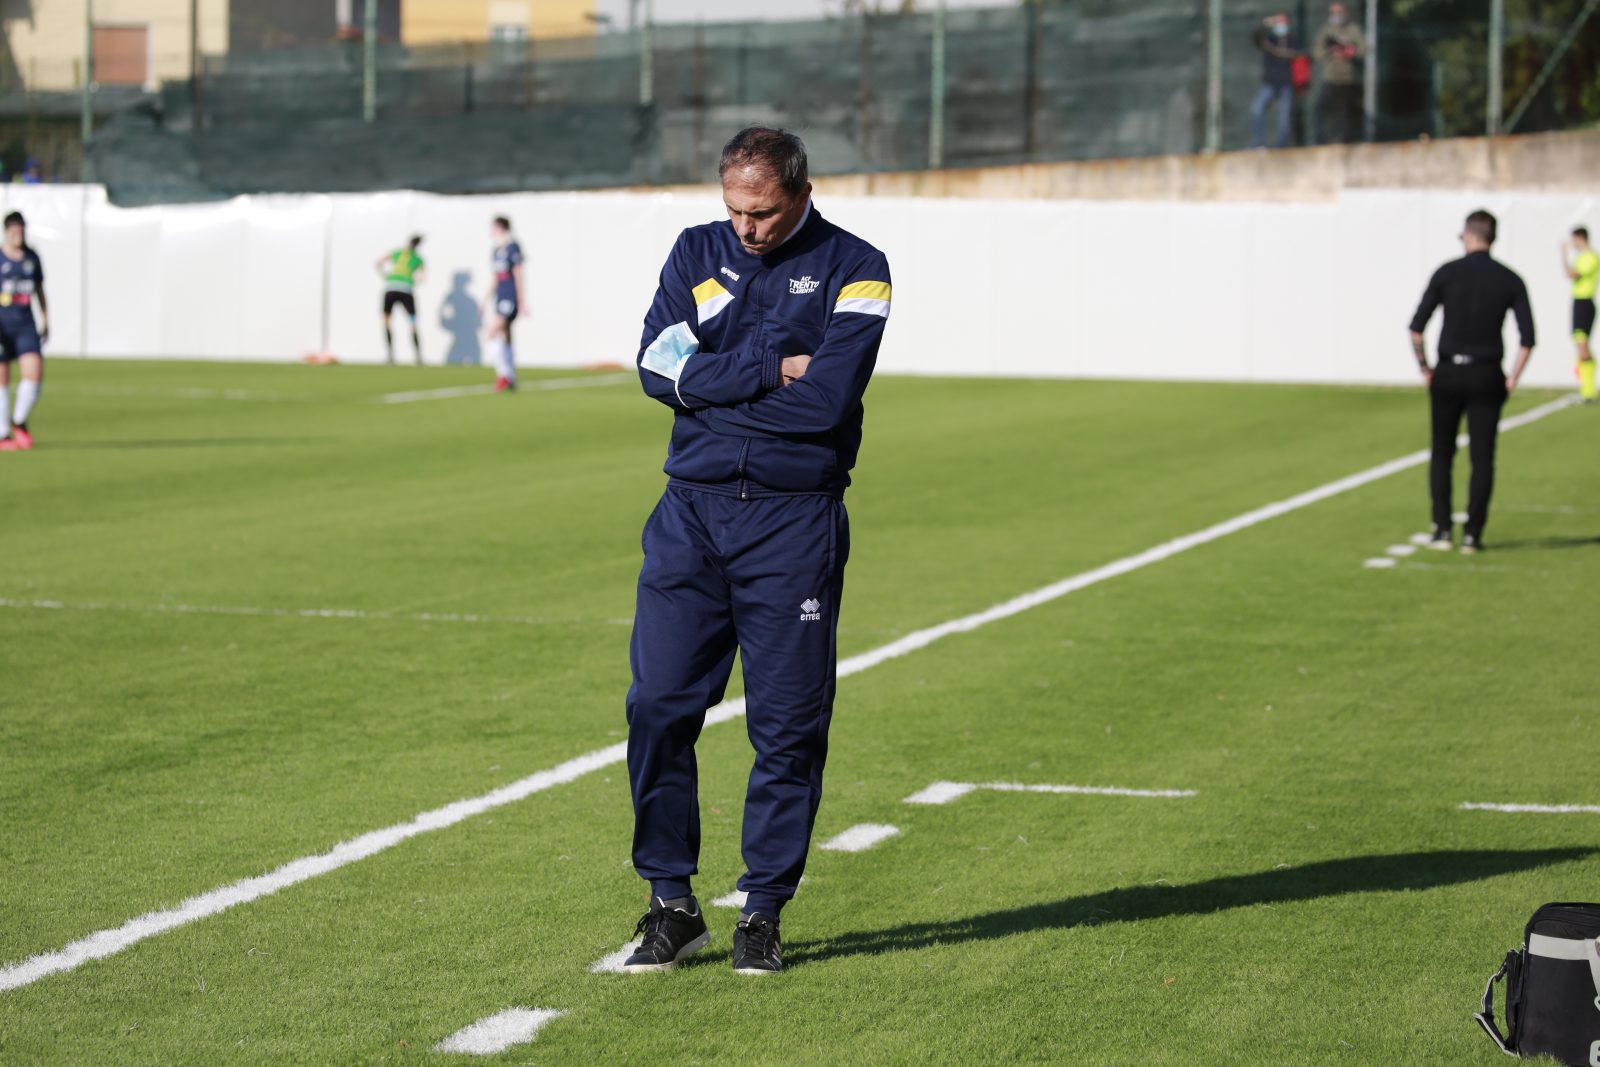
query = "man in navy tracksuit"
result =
(621, 127, 891, 976)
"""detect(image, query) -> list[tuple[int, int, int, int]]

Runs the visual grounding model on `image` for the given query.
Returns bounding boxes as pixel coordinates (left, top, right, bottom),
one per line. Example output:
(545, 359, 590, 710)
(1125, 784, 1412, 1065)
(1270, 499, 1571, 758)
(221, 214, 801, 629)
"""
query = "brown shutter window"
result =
(92, 25, 149, 86)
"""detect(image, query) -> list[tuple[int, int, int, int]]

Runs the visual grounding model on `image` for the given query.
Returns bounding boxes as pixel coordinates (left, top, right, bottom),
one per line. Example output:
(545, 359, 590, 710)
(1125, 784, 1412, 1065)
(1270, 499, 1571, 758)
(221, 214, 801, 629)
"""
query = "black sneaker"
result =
(731, 913, 783, 976)
(620, 895, 709, 973)
(1460, 533, 1484, 555)
(1425, 526, 1453, 551)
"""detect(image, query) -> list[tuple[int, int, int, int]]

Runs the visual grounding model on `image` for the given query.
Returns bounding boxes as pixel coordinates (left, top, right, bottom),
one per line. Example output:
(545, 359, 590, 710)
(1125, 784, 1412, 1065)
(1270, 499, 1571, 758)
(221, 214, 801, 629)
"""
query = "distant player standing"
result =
(486, 216, 523, 392)
(0, 211, 49, 452)
(1408, 209, 1534, 554)
(378, 235, 426, 365)
(1562, 226, 1598, 403)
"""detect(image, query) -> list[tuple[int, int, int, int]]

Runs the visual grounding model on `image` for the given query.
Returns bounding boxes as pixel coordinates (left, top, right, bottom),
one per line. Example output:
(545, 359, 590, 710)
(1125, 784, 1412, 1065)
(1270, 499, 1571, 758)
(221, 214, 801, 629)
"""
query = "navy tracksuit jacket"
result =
(627, 203, 891, 919)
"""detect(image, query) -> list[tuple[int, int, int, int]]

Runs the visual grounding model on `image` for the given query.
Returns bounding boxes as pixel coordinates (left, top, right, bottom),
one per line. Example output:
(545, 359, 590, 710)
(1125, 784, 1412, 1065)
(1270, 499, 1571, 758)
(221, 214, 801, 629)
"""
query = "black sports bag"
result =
(1476, 903, 1600, 1063)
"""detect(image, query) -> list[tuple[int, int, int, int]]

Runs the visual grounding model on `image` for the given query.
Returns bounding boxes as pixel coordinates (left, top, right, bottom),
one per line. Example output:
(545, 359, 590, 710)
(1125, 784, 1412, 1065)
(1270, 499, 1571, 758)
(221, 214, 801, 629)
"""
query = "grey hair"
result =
(718, 126, 809, 197)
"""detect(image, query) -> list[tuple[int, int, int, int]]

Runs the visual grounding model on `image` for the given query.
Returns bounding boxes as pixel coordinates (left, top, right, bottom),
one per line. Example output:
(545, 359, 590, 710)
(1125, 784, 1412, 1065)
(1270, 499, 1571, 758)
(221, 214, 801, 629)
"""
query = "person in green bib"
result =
(1562, 227, 1598, 402)
(378, 236, 426, 364)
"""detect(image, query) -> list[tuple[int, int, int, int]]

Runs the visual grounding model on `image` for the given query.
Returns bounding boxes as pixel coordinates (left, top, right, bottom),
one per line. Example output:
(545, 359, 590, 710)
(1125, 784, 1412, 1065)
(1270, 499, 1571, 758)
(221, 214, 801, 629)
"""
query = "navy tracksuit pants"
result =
(626, 486, 849, 920)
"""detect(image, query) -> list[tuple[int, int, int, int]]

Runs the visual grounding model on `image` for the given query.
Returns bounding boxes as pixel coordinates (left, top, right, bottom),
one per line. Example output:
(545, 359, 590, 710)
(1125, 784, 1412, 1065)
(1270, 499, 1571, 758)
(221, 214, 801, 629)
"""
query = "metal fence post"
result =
(81, 0, 95, 179)
(929, 0, 946, 169)
(640, 0, 655, 107)
(1023, 0, 1040, 159)
(1487, 0, 1504, 135)
(362, 0, 377, 122)
(858, 12, 873, 167)
(1205, 0, 1222, 154)
(1363, 0, 1377, 141)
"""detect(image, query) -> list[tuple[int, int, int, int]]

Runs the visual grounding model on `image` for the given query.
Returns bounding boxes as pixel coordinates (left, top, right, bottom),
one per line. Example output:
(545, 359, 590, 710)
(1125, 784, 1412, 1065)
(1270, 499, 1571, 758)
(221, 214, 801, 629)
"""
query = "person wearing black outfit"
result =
(1408, 209, 1535, 555)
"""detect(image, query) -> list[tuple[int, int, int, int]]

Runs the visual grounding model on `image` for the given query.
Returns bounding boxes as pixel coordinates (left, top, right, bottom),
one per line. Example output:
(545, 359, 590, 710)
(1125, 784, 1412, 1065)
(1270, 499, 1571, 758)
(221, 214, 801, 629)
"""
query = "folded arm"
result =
(699, 274, 891, 438)
(636, 233, 782, 412)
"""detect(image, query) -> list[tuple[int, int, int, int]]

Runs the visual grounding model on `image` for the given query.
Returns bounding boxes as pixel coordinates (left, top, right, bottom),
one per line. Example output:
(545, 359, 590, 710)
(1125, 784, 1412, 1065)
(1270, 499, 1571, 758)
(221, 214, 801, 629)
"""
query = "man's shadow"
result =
(785, 848, 1592, 965)
(439, 271, 482, 366)
(1485, 536, 1600, 551)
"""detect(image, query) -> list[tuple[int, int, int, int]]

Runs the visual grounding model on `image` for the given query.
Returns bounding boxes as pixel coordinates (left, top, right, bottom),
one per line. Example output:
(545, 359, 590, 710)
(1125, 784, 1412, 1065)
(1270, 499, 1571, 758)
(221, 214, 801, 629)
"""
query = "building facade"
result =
(1, 0, 228, 92)
(401, 0, 596, 45)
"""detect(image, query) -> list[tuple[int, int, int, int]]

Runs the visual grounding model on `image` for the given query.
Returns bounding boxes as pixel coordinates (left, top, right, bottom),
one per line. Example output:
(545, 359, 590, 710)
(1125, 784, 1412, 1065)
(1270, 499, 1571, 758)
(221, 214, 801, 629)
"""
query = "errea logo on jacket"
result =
(800, 598, 822, 621)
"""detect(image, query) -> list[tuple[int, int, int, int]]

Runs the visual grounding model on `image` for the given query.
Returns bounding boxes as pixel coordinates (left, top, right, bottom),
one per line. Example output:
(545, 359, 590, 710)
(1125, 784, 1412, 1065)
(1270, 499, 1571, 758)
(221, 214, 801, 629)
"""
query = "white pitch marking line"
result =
(1452, 511, 1470, 524)
(1363, 557, 1398, 569)
(903, 781, 980, 806)
(57, 386, 305, 402)
(819, 824, 901, 853)
(379, 373, 629, 404)
(710, 890, 748, 909)
(589, 939, 642, 974)
(1407, 532, 1434, 546)
(1460, 802, 1600, 815)
(435, 1007, 566, 1055)
(0, 598, 627, 628)
(905, 781, 1195, 805)
(1386, 544, 1417, 557)
(1, 393, 1577, 994)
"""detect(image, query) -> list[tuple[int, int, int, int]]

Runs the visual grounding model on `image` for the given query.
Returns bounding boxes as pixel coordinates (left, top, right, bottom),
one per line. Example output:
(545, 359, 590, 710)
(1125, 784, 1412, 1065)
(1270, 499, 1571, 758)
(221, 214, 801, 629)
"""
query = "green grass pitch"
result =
(1, 359, 1596, 1065)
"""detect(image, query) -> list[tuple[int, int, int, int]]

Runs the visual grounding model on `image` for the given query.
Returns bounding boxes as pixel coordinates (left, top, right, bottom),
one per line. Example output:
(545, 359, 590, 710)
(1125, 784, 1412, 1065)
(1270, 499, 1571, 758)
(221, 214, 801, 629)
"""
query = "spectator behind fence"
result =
(1314, 3, 1365, 144)
(1250, 13, 1302, 149)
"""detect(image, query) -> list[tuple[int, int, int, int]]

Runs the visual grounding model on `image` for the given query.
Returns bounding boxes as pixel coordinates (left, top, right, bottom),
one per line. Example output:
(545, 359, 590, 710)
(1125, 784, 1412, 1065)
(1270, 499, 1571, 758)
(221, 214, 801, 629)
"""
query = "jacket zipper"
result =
(735, 439, 750, 500)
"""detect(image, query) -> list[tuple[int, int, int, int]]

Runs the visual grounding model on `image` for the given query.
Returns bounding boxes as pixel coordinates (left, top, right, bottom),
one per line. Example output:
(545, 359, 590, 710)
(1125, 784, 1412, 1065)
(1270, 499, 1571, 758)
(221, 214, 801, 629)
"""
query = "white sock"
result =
(0, 384, 10, 436)
(489, 338, 506, 378)
(502, 342, 517, 384)
(14, 379, 39, 425)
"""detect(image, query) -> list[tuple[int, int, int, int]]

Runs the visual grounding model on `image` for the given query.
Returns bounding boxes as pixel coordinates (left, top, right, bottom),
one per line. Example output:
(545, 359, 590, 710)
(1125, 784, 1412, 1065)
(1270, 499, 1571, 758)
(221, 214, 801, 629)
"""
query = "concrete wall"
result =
(1, 0, 227, 91)
(8, 179, 1588, 391)
(641, 129, 1600, 204)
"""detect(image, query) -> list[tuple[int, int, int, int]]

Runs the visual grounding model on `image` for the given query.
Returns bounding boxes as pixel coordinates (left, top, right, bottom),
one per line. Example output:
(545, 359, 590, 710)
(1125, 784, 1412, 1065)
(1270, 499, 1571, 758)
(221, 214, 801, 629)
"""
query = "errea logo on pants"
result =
(800, 599, 822, 621)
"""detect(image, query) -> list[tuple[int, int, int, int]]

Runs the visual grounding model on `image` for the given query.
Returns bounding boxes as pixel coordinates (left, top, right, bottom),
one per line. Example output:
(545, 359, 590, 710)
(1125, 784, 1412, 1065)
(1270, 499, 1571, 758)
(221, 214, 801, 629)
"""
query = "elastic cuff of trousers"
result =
(651, 879, 693, 901)
(759, 349, 783, 392)
(742, 895, 787, 920)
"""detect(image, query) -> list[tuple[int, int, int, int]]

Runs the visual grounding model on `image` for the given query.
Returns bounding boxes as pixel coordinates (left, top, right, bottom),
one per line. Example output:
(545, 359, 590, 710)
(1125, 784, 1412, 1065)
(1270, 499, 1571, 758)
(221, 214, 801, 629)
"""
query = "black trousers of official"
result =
(1429, 360, 1507, 537)
(1317, 83, 1362, 144)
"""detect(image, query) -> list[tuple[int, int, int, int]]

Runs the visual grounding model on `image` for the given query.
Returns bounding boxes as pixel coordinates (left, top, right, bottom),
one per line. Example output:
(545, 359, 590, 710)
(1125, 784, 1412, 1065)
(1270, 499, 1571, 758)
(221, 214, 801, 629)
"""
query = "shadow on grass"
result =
(788, 848, 1592, 965)
(43, 436, 333, 450)
(1488, 536, 1600, 551)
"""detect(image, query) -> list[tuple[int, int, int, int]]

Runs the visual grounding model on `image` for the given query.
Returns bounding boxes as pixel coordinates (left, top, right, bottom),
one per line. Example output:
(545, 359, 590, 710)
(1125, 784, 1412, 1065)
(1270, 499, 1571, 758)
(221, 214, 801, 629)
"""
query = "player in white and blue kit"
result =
(486, 216, 523, 392)
(0, 212, 48, 452)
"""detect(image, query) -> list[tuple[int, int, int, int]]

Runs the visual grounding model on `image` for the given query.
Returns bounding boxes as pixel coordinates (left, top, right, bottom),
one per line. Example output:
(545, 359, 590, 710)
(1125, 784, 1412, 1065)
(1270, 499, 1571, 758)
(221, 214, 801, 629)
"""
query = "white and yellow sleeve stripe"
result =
(693, 277, 734, 325)
(834, 280, 891, 319)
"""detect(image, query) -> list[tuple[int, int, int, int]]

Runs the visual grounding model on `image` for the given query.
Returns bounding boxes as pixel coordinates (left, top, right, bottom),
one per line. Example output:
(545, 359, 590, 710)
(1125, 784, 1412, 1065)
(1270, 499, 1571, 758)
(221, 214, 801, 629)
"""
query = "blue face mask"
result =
(1272, 22, 1289, 37)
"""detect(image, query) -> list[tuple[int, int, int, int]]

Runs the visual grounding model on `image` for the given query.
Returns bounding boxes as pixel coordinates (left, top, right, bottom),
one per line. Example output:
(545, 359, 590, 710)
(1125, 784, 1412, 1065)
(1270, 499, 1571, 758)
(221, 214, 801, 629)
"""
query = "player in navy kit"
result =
(485, 216, 524, 392)
(0, 212, 48, 452)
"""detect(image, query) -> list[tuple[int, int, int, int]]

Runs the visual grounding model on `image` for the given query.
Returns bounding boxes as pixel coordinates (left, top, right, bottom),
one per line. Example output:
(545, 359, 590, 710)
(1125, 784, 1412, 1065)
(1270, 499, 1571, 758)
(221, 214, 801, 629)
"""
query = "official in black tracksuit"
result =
(618, 127, 892, 977)
(1408, 209, 1535, 553)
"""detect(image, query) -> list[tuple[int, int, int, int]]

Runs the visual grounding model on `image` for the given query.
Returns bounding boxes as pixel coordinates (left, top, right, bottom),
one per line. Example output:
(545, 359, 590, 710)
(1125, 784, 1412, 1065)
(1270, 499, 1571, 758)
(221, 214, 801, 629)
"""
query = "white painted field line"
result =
(904, 781, 1195, 805)
(710, 890, 749, 909)
(1363, 558, 1398, 569)
(819, 824, 901, 853)
(0, 393, 1575, 994)
(381, 384, 498, 403)
(0, 597, 624, 628)
(1461, 802, 1600, 815)
(589, 939, 642, 974)
(435, 1008, 565, 1055)
(58, 386, 306, 402)
(380, 373, 629, 404)
(1386, 544, 1417, 557)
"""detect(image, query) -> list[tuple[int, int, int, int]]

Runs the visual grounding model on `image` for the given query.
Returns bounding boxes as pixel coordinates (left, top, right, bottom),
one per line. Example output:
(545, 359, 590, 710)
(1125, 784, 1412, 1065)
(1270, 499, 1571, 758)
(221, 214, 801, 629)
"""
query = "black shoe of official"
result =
(731, 913, 783, 976)
(621, 895, 709, 973)
(1425, 526, 1454, 551)
(1460, 533, 1484, 555)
